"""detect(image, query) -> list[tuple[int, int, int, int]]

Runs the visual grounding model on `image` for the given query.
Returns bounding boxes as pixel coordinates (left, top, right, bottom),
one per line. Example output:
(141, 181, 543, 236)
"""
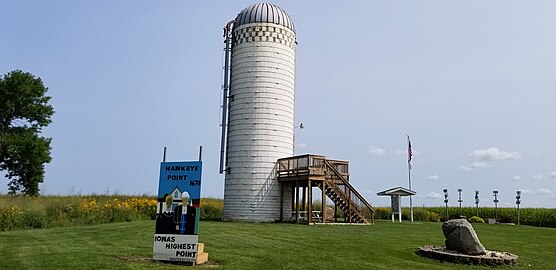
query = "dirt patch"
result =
(116, 256, 152, 262)
(117, 256, 222, 267)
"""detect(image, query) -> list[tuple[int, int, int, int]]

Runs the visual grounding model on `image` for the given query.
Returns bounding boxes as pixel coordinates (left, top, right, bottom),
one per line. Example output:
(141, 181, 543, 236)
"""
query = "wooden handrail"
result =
(323, 178, 353, 211)
(277, 154, 374, 223)
(324, 160, 375, 214)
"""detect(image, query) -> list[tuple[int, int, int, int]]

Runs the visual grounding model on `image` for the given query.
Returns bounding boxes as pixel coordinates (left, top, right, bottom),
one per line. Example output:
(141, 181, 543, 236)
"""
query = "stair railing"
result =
(324, 160, 375, 222)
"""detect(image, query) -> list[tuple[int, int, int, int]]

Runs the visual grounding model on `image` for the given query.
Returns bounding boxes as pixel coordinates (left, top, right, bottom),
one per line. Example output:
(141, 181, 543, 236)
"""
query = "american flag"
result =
(408, 136, 413, 169)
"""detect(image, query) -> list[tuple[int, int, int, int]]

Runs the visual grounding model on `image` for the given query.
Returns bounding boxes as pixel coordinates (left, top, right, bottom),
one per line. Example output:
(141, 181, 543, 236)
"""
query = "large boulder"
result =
(442, 219, 486, 255)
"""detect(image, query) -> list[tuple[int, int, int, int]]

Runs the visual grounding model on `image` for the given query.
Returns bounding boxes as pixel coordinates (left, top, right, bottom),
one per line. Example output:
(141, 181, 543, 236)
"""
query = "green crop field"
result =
(0, 220, 555, 270)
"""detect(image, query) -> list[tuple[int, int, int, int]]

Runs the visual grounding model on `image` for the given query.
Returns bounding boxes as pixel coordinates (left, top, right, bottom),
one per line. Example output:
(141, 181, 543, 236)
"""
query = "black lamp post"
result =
(493, 190, 499, 220)
(516, 190, 521, 225)
(474, 190, 480, 216)
(457, 188, 463, 213)
(443, 189, 449, 219)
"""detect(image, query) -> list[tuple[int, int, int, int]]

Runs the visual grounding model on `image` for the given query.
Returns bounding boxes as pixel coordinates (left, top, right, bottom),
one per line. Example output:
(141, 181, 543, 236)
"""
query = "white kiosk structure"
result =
(377, 187, 416, 223)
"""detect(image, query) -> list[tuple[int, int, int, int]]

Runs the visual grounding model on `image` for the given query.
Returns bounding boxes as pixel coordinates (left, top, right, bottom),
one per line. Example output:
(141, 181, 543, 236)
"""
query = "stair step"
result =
(318, 171, 372, 225)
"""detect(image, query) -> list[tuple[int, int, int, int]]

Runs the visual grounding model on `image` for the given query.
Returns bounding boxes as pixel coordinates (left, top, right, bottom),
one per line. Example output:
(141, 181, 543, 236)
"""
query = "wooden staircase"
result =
(318, 160, 373, 223)
(277, 154, 375, 224)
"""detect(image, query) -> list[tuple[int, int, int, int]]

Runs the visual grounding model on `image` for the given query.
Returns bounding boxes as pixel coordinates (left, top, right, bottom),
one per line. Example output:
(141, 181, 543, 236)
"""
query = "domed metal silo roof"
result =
(233, 3, 295, 32)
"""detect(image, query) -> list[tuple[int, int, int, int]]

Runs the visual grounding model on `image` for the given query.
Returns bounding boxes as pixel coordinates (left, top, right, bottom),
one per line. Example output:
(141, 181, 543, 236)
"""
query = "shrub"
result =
(200, 198, 224, 221)
(414, 209, 441, 222)
(22, 209, 49, 229)
(373, 206, 556, 228)
(468, 216, 485, 223)
(128, 197, 157, 220)
(0, 206, 24, 231)
(0, 195, 159, 231)
(310, 200, 322, 211)
(44, 202, 75, 227)
(374, 208, 390, 220)
(0, 206, 49, 230)
(200, 204, 223, 221)
(2, 195, 555, 230)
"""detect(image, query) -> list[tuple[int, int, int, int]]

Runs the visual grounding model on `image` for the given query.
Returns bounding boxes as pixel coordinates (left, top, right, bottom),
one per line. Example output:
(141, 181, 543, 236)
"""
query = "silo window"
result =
(227, 168, 231, 174)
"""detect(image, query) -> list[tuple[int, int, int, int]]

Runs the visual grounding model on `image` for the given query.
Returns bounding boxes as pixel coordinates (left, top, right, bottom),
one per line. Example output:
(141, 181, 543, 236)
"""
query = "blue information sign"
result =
(157, 161, 202, 200)
(154, 161, 202, 263)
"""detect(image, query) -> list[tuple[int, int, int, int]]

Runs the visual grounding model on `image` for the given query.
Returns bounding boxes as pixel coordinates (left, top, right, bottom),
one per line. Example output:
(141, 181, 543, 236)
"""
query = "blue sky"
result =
(1, 1, 556, 208)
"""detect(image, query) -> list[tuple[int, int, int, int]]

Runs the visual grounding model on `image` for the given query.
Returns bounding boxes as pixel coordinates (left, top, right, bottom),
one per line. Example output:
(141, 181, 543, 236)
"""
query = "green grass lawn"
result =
(0, 220, 555, 269)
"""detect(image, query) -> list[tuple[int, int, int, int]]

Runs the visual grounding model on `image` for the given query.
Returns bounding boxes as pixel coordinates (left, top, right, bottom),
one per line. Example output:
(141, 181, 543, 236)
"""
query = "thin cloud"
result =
(462, 147, 521, 171)
(538, 188, 553, 195)
(296, 142, 307, 148)
(426, 192, 441, 199)
(459, 161, 489, 171)
(519, 189, 531, 194)
(550, 171, 556, 178)
(471, 161, 489, 168)
(468, 147, 521, 161)
(459, 166, 473, 171)
(369, 147, 386, 156)
(512, 176, 521, 181)
(533, 175, 543, 180)
(427, 175, 440, 181)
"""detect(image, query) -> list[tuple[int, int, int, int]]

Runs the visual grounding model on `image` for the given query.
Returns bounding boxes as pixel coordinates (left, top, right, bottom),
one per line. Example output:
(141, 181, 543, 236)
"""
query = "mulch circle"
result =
(417, 245, 518, 267)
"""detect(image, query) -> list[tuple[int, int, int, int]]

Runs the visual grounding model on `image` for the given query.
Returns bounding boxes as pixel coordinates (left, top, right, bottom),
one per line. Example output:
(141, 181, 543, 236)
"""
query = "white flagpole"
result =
(408, 135, 413, 222)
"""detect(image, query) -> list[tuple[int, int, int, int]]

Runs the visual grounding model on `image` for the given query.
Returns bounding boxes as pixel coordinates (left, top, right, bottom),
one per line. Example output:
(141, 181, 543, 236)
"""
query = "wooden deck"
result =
(277, 154, 375, 224)
(277, 154, 348, 184)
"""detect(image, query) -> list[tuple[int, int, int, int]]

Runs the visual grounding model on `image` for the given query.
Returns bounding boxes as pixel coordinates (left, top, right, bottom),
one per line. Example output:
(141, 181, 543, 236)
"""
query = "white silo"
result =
(220, 3, 296, 221)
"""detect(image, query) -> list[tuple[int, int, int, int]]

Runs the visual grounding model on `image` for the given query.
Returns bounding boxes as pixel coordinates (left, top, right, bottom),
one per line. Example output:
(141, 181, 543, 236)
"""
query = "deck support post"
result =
(334, 203, 338, 223)
(321, 182, 326, 223)
(398, 195, 402, 223)
(279, 182, 284, 222)
(291, 184, 295, 217)
(308, 180, 312, 224)
(302, 186, 306, 213)
(295, 181, 300, 224)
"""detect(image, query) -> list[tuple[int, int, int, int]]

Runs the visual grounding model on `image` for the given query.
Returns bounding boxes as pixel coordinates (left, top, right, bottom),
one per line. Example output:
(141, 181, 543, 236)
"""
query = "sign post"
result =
(443, 189, 449, 219)
(391, 195, 400, 222)
(475, 190, 480, 216)
(153, 161, 202, 264)
(516, 190, 521, 225)
(493, 190, 499, 220)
